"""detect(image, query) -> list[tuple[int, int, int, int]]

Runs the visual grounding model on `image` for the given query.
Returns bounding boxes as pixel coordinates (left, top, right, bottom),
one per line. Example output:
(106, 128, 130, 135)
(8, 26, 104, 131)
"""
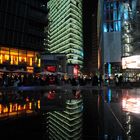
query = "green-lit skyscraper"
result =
(47, 0, 83, 68)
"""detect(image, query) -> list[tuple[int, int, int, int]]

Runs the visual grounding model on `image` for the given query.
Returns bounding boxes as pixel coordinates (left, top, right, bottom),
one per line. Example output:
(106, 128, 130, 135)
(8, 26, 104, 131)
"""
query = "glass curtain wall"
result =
(103, 0, 122, 32)
(121, 0, 139, 57)
(121, 0, 140, 81)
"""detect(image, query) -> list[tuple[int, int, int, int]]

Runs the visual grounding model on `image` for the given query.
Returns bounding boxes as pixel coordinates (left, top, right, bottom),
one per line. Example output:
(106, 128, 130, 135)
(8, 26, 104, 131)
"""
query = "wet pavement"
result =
(0, 87, 140, 140)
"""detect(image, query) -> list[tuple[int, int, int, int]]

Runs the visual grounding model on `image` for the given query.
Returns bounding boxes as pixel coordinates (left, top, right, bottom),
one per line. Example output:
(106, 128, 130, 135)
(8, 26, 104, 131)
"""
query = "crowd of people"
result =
(0, 73, 105, 87)
(0, 72, 128, 88)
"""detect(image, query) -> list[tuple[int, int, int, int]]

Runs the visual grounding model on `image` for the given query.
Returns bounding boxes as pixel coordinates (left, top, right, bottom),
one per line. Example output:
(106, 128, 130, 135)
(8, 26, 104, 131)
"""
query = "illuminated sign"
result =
(73, 65, 79, 78)
(46, 66, 56, 72)
(27, 67, 34, 73)
(122, 55, 140, 69)
(122, 97, 140, 114)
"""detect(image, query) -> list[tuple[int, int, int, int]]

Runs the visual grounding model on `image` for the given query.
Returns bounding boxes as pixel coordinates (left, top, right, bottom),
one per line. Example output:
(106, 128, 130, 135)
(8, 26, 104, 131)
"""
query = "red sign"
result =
(73, 65, 79, 78)
(45, 66, 56, 72)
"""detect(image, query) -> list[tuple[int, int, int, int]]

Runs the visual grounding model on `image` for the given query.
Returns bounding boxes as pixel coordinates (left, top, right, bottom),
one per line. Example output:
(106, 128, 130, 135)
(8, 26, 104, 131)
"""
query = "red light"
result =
(47, 66, 56, 72)
(73, 90, 80, 99)
(26, 97, 29, 102)
(47, 91, 56, 100)
(73, 65, 79, 78)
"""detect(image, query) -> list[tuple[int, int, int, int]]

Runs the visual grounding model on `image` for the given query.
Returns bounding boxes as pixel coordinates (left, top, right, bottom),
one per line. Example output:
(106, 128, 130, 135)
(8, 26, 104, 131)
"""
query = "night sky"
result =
(83, 0, 98, 72)
(83, 0, 98, 46)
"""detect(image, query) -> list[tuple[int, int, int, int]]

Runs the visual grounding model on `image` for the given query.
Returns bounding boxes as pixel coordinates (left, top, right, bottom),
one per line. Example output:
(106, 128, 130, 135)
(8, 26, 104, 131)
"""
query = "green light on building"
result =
(47, 0, 83, 68)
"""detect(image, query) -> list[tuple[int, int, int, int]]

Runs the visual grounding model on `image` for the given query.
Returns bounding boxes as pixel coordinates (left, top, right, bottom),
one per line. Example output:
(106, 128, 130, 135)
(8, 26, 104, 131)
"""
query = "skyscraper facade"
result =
(102, 0, 122, 76)
(121, 0, 138, 57)
(47, 0, 83, 68)
(101, 0, 140, 79)
(103, 0, 122, 33)
(121, 0, 140, 81)
(97, 0, 104, 73)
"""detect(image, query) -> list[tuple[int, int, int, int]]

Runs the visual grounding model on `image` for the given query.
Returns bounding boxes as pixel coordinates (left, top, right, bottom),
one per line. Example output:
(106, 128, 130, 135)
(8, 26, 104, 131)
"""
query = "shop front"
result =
(0, 47, 41, 73)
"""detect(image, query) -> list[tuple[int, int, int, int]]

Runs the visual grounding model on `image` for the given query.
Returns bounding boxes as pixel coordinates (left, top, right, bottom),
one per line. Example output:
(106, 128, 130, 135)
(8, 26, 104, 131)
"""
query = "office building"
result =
(103, 0, 122, 76)
(121, 0, 140, 80)
(47, 0, 83, 69)
(98, 0, 140, 80)
(97, 0, 104, 73)
(0, 0, 48, 73)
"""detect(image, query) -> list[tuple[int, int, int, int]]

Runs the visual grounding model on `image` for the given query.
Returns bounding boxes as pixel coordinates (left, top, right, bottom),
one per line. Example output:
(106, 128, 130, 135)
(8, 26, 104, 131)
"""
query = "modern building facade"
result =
(97, 0, 104, 73)
(0, 0, 48, 72)
(98, 0, 140, 80)
(47, 0, 83, 69)
(121, 0, 140, 81)
(103, 0, 122, 76)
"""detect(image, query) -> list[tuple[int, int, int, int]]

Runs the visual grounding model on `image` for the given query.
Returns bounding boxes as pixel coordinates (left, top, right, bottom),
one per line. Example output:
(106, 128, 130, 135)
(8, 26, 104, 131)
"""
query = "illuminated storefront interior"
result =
(0, 47, 41, 69)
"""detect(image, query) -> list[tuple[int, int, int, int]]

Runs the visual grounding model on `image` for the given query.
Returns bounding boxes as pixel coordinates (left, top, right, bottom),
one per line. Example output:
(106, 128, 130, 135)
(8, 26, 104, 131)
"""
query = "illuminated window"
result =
(38, 58, 41, 67)
(19, 50, 27, 64)
(1, 47, 9, 63)
(29, 58, 33, 66)
(0, 54, 2, 64)
(27, 51, 34, 66)
(10, 48, 18, 65)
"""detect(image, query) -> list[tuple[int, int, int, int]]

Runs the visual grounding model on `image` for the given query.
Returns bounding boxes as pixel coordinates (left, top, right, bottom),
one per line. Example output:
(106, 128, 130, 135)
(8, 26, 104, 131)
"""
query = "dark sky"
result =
(83, 0, 98, 71)
(83, 0, 98, 14)
(83, 0, 98, 45)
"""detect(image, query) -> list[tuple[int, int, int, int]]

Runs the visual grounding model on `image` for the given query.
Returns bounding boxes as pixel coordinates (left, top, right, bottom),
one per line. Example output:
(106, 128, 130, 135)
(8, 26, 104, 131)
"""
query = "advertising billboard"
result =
(122, 55, 140, 69)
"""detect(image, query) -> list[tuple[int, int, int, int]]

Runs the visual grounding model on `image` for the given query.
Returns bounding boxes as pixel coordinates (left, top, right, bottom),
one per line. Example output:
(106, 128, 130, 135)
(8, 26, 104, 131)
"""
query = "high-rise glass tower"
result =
(47, 0, 83, 68)
(121, 0, 138, 57)
(102, 0, 123, 76)
(103, 0, 122, 33)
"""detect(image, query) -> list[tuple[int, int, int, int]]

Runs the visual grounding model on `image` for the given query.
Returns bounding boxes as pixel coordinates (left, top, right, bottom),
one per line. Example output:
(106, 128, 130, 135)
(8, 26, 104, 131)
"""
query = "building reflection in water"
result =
(122, 97, 140, 114)
(104, 89, 125, 140)
(2, 88, 140, 140)
(43, 90, 83, 140)
(0, 91, 40, 119)
(122, 93, 140, 140)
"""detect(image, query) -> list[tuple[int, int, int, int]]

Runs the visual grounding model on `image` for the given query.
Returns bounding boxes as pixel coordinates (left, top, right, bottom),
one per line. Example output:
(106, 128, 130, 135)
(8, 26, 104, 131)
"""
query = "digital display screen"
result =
(122, 97, 140, 114)
(122, 55, 140, 69)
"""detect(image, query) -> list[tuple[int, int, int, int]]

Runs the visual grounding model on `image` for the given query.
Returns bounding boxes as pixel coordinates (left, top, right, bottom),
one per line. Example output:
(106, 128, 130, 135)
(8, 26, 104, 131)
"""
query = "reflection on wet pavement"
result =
(104, 88, 140, 140)
(0, 91, 40, 120)
(0, 88, 140, 140)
